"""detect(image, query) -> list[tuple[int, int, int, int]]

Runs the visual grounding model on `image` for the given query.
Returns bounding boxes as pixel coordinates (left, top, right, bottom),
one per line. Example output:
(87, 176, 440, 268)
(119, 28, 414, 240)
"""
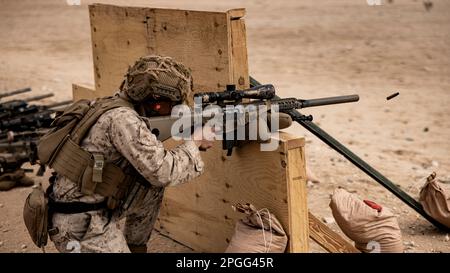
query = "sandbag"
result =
(329, 188, 403, 253)
(419, 172, 450, 228)
(225, 203, 288, 253)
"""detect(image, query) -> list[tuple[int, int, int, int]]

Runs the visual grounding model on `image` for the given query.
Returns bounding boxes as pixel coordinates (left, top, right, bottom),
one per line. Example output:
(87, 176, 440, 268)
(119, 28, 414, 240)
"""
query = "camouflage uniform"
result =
(49, 56, 204, 253)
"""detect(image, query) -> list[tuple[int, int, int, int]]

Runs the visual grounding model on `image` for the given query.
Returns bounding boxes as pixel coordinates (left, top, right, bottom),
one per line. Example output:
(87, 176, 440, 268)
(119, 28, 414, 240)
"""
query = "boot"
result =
(127, 244, 147, 253)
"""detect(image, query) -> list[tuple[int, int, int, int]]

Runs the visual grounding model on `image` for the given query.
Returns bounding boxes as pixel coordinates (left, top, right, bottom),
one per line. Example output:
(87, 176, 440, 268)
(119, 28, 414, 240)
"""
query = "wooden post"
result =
(309, 212, 360, 253)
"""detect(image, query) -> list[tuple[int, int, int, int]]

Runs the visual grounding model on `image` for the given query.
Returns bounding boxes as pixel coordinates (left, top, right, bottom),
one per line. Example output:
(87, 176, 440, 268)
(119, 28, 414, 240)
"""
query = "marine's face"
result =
(141, 94, 180, 117)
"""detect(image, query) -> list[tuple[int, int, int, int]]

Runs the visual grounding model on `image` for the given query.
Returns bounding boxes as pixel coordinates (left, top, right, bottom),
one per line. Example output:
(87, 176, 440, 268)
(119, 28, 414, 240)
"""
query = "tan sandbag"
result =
(225, 203, 288, 253)
(419, 172, 450, 228)
(329, 188, 404, 253)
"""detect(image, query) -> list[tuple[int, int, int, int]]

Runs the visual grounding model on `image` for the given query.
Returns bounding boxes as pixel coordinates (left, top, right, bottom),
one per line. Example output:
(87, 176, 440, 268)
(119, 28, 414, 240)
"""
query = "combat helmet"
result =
(119, 55, 193, 106)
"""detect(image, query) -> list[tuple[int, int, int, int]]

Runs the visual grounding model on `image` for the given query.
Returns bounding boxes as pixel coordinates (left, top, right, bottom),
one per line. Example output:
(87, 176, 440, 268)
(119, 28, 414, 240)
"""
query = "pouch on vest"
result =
(36, 96, 137, 210)
(37, 99, 91, 165)
(23, 183, 49, 248)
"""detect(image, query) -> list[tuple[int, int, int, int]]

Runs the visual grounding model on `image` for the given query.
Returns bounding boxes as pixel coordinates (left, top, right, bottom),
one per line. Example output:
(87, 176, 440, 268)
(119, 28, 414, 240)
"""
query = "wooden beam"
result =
(227, 8, 246, 20)
(285, 138, 309, 252)
(228, 12, 249, 90)
(308, 212, 360, 253)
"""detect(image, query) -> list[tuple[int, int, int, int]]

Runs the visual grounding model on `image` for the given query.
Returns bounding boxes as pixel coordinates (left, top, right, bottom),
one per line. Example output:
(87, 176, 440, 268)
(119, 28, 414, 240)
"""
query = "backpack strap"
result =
(71, 97, 133, 144)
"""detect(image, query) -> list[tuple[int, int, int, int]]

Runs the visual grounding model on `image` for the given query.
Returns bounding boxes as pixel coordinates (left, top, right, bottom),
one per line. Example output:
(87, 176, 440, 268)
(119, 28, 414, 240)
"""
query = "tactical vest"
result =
(38, 96, 143, 210)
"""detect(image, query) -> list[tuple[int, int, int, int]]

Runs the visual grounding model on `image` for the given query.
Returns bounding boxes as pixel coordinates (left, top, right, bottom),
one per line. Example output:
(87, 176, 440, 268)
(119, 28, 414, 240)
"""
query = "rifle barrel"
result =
(45, 100, 73, 109)
(0, 87, 32, 99)
(24, 93, 54, 102)
(300, 94, 359, 108)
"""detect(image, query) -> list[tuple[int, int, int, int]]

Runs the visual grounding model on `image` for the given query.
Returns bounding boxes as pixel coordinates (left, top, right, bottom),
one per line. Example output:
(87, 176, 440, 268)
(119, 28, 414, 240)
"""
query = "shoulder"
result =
(101, 106, 139, 119)
(97, 106, 141, 125)
(98, 106, 147, 140)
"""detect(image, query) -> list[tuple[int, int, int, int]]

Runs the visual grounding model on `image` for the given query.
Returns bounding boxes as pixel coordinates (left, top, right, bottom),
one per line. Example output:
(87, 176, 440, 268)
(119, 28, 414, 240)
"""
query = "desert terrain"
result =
(0, 0, 449, 253)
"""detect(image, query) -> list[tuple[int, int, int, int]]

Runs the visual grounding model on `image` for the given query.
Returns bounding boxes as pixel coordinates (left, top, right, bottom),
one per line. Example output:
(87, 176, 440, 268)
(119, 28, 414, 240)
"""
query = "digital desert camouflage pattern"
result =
(50, 106, 204, 253)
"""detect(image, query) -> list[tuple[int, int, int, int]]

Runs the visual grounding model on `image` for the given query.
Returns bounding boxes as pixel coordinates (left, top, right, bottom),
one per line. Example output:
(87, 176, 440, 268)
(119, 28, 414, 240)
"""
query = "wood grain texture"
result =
(89, 4, 150, 96)
(148, 9, 231, 92)
(72, 83, 96, 101)
(228, 15, 249, 90)
(227, 8, 246, 20)
(157, 133, 307, 253)
(309, 212, 360, 253)
(285, 139, 309, 252)
(88, 4, 239, 95)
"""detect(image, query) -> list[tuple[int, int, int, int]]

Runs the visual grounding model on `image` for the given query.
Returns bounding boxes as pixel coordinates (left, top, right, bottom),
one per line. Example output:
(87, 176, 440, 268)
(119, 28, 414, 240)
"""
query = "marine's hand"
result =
(192, 125, 216, 151)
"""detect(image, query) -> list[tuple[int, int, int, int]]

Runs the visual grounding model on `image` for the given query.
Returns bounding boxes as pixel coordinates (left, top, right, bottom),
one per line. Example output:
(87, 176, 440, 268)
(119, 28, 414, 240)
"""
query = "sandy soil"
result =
(0, 0, 449, 253)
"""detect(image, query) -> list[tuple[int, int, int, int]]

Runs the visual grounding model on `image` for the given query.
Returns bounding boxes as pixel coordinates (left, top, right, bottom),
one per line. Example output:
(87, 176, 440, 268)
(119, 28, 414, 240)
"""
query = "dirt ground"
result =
(0, 0, 449, 253)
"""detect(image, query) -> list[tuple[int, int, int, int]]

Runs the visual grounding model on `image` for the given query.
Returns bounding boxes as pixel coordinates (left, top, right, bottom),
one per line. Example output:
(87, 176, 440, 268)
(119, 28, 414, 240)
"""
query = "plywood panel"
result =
(148, 9, 231, 91)
(72, 83, 96, 101)
(88, 4, 245, 96)
(89, 4, 150, 96)
(157, 133, 307, 253)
